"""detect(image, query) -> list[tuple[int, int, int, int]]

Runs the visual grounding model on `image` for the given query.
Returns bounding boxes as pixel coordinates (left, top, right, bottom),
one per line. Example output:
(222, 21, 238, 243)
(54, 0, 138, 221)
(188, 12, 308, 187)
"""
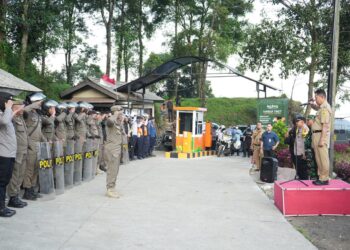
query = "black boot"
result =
(8, 196, 27, 208)
(31, 187, 42, 199)
(22, 188, 36, 201)
(0, 202, 16, 217)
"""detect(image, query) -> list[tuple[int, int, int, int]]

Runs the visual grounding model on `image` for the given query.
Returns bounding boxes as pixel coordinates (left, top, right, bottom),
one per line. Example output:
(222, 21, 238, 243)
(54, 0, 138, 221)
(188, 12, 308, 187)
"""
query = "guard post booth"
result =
(165, 106, 216, 159)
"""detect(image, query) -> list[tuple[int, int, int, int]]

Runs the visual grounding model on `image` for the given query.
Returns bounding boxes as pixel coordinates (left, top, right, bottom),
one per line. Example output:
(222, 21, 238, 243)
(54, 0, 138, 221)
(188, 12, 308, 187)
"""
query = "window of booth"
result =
(195, 112, 203, 135)
(179, 112, 193, 134)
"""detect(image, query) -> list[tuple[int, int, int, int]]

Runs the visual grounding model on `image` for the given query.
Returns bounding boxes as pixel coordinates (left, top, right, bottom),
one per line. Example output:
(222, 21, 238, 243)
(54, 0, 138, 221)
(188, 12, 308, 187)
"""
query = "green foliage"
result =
(272, 120, 288, 149)
(181, 97, 257, 126)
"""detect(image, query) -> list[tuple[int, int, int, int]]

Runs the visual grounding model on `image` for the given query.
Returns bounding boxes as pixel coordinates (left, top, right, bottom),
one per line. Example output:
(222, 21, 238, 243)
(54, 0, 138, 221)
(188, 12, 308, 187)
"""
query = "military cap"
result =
(13, 99, 25, 105)
(110, 105, 123, 112)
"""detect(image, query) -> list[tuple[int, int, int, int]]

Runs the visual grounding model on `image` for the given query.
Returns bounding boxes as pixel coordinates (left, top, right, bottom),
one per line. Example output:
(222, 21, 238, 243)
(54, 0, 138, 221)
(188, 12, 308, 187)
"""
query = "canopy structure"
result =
(117, 56, 280, 98)
(0, 68, 42, 95)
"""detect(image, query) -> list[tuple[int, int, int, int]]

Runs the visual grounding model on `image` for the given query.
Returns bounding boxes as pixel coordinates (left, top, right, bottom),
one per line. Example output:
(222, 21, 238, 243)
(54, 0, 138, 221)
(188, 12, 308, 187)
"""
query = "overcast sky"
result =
(46, 1, 350, 119)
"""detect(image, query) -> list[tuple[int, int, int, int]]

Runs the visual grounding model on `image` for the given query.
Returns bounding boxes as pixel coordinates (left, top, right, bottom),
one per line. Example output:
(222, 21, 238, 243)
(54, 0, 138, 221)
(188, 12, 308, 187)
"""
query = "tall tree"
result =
(19, 0, 29, 75)
(240, 0, 350, 115)
(0, 0, 7, 67)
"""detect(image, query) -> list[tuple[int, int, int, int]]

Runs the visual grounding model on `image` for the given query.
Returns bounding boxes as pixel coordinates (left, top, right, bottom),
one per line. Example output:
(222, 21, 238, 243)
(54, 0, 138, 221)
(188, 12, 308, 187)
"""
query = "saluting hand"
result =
(5, 100, 13, 109)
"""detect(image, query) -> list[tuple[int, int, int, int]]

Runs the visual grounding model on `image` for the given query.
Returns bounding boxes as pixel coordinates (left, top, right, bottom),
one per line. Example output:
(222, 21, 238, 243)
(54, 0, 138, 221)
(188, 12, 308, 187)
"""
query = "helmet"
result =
(26, 92, 46, 104)
(77, 101, 90, 109)
(66, 101, 78, 109)
(43, 99, 58, 109)
(86, 103, 94, 110)
(56, 102, 67, 110)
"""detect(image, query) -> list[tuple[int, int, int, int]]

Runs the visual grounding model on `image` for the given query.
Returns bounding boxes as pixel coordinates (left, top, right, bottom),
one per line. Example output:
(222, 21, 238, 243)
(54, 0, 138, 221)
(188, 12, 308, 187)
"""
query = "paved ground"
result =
(0, 153, 316, 250)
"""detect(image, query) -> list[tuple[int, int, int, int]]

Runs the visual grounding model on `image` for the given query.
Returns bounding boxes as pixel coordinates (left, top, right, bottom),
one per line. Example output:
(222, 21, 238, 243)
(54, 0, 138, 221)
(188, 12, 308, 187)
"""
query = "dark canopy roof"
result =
(117, 56, 280, 94)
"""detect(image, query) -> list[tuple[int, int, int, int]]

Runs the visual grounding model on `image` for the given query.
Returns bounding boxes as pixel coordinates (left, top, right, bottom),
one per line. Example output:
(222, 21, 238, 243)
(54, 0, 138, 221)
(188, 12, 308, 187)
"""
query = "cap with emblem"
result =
(110, 105, 123, 112)
(12, 99, 25, 105)
(295, 114, 306, 122)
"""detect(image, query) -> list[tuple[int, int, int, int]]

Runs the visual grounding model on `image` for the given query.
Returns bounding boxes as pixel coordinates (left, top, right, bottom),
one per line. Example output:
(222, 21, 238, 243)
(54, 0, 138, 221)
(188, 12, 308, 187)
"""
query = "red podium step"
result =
(274, 180, 350, 216)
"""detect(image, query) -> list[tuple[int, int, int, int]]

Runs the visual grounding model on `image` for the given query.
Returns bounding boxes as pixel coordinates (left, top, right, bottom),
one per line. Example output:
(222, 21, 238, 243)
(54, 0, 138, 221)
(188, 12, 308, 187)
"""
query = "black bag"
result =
(260, 157, 278, 183)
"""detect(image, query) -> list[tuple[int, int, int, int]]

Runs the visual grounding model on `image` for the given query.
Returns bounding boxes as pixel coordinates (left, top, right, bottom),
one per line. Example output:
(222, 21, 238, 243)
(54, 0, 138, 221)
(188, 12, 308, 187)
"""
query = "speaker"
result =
(260, 157, 278, 183)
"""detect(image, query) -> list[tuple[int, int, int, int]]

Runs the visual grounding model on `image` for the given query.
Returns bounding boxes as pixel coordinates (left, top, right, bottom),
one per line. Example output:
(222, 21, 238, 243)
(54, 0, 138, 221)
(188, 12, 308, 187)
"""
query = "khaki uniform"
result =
(311, 101, 332, 181)
(104, 114, 123, 189)
(87, 114, 99, 138)
(96, 120, 105, 167)
(75, 112, 87, 144)
(55, 112, 67, 147)
(65, 112, 75, 140)
(251, 128, 264, 169)
(23, 108, 46, 189)
(42, 115, 56, 142)
(7, 115, 28, 197)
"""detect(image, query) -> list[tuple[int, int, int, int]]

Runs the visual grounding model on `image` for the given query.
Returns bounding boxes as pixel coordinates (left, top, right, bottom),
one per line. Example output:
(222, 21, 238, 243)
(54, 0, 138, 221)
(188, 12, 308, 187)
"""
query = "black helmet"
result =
(25, 92, 46, 104)
(0, 92, 14, 111)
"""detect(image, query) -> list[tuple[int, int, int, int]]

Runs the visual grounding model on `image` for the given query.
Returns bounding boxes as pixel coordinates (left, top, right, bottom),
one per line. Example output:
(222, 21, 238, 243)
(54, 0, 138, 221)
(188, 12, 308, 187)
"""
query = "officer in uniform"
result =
(305, 115, 318, 180)
(75, 102, 89, 145)
(309, 89, 332, 185)
(251, 122, 264, 171)
(65, 102, 77, 140)
(42, 100, 59, 142)
(95, 112, 105, 173)
(55, 103, 68, 149)
(23, 92, 46, 200)
(7, 99, 28, 208)
(0, 92, 17, 217)
(104, 105, 124, 198)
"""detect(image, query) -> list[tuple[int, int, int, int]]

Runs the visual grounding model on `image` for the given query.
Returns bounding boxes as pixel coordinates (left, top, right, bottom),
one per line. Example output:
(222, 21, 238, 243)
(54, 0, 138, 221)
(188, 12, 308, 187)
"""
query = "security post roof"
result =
(0, 68, 42, 94)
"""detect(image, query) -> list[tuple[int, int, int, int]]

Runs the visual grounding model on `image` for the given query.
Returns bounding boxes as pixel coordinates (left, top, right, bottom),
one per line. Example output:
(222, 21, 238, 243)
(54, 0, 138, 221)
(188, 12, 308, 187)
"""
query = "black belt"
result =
(313, 130, 322, 133)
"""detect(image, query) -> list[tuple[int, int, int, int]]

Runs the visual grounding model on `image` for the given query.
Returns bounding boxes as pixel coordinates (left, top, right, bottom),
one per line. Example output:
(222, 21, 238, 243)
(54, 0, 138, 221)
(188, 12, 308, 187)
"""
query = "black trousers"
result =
(263, 150, 274, 157)
(167, 109, 173, 122)
(295, 155, 308, 180)
(0, 157, 15, 206)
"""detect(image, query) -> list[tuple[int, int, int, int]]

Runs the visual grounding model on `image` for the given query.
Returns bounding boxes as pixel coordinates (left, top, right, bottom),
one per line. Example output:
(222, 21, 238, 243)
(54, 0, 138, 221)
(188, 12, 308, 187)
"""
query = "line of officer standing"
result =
(0, 91, 125, 217)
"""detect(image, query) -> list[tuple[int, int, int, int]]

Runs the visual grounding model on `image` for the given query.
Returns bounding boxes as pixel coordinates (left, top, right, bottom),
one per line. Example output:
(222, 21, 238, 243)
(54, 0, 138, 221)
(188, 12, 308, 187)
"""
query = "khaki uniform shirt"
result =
(65, 112, 75, 140)
(24, 107, 46, 148)
(75, 112, 87, 141)
(0, 108, 17, 158)
(55, 112, 67, 141)
(252, 128, 264, 148)
(312, 101, 332, 145)
(87, 115, 98, 138)
(13, 115, 28, 153)
(105, 115, 123, 157)
(42, 115, 56, 142)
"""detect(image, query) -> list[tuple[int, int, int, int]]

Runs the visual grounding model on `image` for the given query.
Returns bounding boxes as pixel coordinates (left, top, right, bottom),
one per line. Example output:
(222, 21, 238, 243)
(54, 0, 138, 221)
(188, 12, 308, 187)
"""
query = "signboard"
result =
(257, 99, 288, 126)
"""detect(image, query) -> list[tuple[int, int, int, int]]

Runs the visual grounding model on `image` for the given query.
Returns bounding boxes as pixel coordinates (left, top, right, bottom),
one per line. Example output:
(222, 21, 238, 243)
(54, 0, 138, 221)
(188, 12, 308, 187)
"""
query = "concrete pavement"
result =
(0, 153, 316, 250)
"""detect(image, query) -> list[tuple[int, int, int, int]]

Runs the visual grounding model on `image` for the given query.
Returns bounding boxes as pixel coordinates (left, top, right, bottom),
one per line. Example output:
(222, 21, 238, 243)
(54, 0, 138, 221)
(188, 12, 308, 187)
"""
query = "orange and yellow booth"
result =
(173, 107, 213, 153)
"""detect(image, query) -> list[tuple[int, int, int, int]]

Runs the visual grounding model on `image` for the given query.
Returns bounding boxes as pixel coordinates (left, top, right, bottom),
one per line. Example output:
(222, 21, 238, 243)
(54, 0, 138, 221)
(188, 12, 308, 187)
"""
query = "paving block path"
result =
(0, 154, 316, 250)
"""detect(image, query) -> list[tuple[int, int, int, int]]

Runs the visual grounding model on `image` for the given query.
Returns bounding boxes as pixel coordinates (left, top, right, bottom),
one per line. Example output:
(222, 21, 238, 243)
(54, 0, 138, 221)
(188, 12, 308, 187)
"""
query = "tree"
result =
(0, 0, 7, 68)
(155, 0, 253, 106)
(240, 0, 350, 115)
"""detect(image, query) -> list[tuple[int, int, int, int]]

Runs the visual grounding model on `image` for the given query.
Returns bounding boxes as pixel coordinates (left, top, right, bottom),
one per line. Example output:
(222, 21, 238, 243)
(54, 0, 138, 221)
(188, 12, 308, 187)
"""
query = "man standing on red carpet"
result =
(309, 89, 332, 185)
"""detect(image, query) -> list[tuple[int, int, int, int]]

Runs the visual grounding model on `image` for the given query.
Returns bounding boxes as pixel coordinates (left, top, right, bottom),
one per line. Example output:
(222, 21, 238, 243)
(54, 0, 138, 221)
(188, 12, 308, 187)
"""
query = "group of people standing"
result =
(250, 88, 332, 186)
(0, 90, 158, 218)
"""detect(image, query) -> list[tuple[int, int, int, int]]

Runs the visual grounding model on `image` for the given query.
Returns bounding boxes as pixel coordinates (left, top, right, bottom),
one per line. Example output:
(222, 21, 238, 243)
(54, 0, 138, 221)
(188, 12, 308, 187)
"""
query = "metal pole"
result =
(327, 0, 340, 177)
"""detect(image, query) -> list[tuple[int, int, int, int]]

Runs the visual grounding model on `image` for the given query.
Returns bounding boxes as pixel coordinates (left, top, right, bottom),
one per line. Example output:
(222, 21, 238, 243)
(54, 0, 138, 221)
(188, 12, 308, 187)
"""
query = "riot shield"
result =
(82, 138, 93, 182)
(38, 142, 55, 200)
(53, 141, 65, 195)
(74, 140, 83, 185)
(91, 139, 99, 179)
(64, 140, 75, 189)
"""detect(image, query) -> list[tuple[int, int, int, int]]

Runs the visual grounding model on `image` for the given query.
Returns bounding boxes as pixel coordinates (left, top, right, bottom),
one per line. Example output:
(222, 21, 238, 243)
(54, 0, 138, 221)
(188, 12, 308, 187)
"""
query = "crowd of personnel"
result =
(250, 89, 332, 186)
(0, 91, 157, 218)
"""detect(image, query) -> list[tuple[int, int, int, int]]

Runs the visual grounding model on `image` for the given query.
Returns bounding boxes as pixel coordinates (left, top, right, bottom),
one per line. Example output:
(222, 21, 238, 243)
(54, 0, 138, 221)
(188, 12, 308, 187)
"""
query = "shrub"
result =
(335, 161, 350, 181)
(272, 120, 289, 150)
(276, 148, 294, 168)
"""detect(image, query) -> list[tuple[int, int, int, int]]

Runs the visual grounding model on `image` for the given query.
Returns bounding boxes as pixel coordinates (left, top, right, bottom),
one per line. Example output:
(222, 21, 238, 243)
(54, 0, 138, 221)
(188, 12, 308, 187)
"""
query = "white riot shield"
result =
(74, 140, 83, 185)
(38, 142, 55, 199)
(64, 140, 75, 189)
(82, 138, 93, 182)
(53, 141, 65, 195)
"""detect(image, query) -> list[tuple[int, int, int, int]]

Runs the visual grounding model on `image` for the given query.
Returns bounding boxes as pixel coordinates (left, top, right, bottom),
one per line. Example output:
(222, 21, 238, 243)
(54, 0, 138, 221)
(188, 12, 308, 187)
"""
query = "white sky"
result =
(46, 1, 350, 119)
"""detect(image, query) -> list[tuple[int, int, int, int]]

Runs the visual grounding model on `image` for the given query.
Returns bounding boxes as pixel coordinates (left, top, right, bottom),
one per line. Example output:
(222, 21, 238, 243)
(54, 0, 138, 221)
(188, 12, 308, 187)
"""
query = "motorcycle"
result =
(217, 131, 234, 157)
